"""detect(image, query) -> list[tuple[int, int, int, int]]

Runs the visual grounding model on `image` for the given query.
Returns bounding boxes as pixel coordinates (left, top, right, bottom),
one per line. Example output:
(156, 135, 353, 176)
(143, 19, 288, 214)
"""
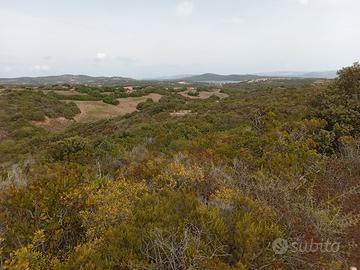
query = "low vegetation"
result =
(0, 64, 359, 269)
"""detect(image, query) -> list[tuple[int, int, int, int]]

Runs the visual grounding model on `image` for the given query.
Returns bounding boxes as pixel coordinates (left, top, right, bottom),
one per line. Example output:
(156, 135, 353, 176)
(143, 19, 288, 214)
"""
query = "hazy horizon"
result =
(0, 70, 338, 80)
(1, 0, 359, 79)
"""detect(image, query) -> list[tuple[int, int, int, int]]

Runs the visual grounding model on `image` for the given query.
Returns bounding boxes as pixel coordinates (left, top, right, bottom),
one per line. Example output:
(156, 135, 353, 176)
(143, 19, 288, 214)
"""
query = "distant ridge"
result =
(156, 71, 336, 82)
(150, 74, 195, 81)
(255, 71, 337, 79)
(0, 71, 337, 86)
(0, 74, 135, 86)
(178, 73, 262, 82)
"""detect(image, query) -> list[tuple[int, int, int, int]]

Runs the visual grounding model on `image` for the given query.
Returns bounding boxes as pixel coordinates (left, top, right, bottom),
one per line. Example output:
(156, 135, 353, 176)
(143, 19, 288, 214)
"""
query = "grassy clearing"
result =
(72, 93, 162, 122)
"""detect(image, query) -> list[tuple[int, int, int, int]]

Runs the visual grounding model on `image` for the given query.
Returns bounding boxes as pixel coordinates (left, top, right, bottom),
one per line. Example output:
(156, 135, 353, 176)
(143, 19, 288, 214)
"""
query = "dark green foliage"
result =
(0, 90, 80, 122)
(187, 90, 199, 96)
(102, 95, 119, 105)
(0, 91, 81, 162)
(50, 136, 91, 161)
(309, 63, 360, 153)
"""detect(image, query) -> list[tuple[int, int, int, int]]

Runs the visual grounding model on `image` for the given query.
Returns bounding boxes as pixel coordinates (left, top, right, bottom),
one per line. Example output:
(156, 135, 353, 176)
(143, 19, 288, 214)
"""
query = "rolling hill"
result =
(176, 73, 263, 82)
(157, 71, 337, 82)
(255, 71, 337, 79)
(0, 74, 135, 86)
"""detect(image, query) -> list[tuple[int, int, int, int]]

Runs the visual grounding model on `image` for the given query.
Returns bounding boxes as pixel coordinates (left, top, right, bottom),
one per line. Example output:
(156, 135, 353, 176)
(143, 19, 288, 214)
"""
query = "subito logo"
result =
(272, 238, 289, 255)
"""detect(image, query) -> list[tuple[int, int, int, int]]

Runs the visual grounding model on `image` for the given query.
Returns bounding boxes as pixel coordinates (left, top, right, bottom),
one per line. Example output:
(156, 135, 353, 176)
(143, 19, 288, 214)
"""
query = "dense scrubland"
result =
(0, 64, 359, 269)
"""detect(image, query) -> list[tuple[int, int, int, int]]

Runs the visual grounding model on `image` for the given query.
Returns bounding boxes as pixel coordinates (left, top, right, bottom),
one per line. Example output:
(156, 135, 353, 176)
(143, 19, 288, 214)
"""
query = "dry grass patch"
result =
(31, 116, 74, 131)
(73, 93, 162, 123)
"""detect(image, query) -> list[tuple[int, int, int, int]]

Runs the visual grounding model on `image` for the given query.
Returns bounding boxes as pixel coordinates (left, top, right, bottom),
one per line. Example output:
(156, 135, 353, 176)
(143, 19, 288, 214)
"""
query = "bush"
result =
(50, 136, 91, 161)
(102, 96, 119, 105)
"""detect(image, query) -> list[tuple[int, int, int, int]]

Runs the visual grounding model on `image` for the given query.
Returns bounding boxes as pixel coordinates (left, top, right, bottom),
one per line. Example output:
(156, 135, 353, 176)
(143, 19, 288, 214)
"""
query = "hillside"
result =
(257, 70, 337, 79)
(0, 74, 135, 86)
(156, 71, 337, 82)
(0, 64, 359, 269)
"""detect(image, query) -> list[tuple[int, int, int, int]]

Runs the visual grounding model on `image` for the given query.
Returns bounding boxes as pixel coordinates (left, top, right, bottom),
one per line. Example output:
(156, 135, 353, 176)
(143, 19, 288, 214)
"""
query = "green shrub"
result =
(102, 96, 119, 105)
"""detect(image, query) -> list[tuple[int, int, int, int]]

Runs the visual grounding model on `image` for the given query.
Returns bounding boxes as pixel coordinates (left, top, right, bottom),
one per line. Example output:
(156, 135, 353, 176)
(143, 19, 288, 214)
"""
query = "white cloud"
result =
(95, 52, 107, 61)
(221, 17, 244, 24)
(32, 64, 50, 71)
(176, 1, 194, 18)
(296, 0, 309, 5)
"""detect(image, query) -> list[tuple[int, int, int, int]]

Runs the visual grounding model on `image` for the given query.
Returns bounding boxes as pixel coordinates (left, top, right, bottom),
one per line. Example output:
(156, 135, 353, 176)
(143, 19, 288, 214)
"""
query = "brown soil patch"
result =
(31, 116, 74, 131)
(179, 89, 229, 99)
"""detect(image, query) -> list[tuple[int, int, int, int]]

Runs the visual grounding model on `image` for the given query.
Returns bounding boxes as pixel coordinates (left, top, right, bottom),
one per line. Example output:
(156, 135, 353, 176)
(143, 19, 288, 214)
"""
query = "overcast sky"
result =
(1, 0, 359, 78)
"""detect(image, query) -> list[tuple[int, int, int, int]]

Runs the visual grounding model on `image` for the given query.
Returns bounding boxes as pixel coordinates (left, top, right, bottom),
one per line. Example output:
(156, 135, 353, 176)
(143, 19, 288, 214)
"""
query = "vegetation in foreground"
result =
(0, 64, 359, 269)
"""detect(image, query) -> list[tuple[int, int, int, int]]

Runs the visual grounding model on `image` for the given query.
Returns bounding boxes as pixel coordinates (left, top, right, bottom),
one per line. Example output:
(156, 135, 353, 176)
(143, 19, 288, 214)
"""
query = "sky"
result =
(1, 0, 360, 79)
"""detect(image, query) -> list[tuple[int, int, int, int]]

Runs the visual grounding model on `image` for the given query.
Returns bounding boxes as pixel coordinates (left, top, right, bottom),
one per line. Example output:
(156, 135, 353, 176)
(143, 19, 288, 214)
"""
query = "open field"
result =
(47, 90, 88, 96)
(72, 93, 162, 122)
